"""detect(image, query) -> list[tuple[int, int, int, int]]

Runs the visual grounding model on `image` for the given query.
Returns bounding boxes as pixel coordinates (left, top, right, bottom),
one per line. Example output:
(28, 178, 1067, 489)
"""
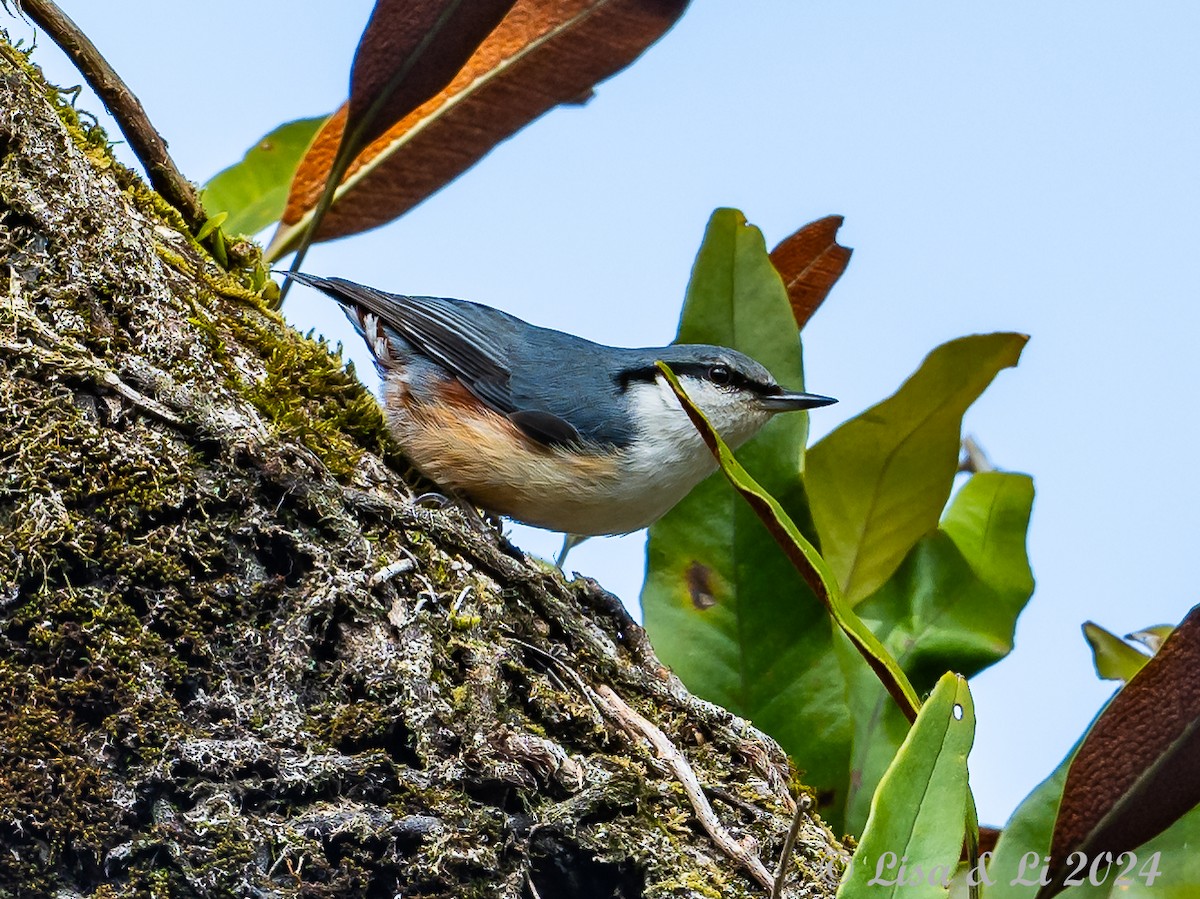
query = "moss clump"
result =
(241, 326, 395, 480)
(0, 669, 120, 893)
(310, 699, 411, 755)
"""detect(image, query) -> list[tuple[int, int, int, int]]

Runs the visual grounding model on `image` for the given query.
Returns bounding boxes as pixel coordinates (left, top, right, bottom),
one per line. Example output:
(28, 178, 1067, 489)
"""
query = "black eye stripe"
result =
(616, 362, 777, 395)
(690, 362, 750, 391)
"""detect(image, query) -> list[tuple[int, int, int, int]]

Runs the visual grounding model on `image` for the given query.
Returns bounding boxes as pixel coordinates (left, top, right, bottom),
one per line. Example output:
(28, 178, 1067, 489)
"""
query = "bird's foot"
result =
(555, 533, 590, 569)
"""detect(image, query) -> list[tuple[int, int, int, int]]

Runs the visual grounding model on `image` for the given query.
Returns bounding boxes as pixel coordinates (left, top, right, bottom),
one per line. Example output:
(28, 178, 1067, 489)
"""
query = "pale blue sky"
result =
(14, 1, 1199, 828)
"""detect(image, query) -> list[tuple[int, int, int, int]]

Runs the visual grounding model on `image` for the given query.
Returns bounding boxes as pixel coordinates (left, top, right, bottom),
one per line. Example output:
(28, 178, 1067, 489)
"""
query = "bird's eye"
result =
(708, 363, 732, 386)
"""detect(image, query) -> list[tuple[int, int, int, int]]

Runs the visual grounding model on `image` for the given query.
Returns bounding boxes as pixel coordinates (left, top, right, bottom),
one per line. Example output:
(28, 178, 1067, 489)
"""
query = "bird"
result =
(288, 273, 836, 536)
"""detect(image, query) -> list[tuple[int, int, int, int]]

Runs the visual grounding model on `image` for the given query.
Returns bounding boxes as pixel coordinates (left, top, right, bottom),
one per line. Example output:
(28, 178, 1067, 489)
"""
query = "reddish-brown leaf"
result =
(267, 0, 690, 259)
(274, 0, 518, 297)
(1037, 602, 1200, 898)
(347, 0, 518, 155)
(768, 215, 853, 329)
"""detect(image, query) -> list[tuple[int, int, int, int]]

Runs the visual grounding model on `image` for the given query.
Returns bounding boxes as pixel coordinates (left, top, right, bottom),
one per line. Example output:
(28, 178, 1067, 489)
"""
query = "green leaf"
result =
(673, 209, 803, 355)
(1083, 622, 1152, 682)
(839, 472, 1035, 834)
(674, 207, 809, 458)
(654, 361, 919, 715)
(642, 208, 853, 813)
(651, 350, 924, 832)
(201, 116, 327, 236)
(194, 211, 227, 242)
(985, 756, 1071, 899)
(1126, 624, 1174, 654)
(837, 673, 976, 899)
(807, 333, 1028, 605)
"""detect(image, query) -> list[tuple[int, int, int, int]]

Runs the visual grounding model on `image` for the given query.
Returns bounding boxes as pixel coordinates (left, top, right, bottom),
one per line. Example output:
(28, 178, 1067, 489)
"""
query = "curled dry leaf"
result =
(275, 0, 518, 293)
(267, 0, 691, 260)
(1038, 602, 1200, 898)
(346, 0, 519, 156)
(768, 215, 853, 329)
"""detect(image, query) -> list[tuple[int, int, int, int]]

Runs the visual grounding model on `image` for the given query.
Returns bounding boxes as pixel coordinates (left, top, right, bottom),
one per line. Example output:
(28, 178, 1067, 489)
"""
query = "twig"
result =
(506, 636, 605, 722)
(96, 366, 184, 427)
(771, 792, 812, 899)
(591, 684, 775, 892)
(523, 867, 546, 899)
(13, 0, 206, 233)
(368, 556, 415, 587)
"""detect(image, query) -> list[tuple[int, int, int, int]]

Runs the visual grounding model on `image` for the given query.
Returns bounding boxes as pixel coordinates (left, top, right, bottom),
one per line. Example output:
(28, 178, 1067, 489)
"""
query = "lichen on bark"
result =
(0, 37, 846, 898)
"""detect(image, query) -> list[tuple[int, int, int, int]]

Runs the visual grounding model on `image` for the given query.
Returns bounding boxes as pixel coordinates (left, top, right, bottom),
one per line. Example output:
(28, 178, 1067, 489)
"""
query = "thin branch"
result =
(591, 684, 776, 892)
(14, 0, 206, 232)
(771, 792, 812, 899)
(368, 556, 415, 587)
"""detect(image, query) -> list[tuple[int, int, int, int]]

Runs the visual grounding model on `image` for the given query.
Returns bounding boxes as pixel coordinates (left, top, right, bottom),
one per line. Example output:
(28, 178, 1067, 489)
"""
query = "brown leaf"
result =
(346, 0, 519, 156)
(267, 0, 690, 259)
(768, 216, 852, 329)
(273, 0, 518, 298)
(1037, 602, 1200, 898)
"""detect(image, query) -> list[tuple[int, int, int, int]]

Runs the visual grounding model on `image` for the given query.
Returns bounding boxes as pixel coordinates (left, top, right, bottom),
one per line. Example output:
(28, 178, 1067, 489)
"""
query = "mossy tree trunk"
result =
(0, 41, 846, 899)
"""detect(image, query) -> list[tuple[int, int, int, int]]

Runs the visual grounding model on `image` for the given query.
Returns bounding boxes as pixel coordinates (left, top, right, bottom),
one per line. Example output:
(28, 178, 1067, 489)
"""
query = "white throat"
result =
(605, 375, 775, 525)
(630, 374, 774, 453)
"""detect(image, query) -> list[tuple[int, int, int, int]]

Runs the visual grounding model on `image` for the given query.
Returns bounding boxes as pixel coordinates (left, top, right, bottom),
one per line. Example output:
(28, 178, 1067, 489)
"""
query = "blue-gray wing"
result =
(289, 274, 584, 446)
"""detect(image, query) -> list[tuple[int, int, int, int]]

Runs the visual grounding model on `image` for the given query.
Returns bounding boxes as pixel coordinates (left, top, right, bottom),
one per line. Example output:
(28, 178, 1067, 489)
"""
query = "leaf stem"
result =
(656, 361, 920, 718)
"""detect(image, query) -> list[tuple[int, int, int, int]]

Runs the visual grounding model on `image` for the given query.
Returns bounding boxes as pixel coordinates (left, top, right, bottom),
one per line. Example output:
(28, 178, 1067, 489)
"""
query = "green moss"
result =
(450, 612, 482, 630)
(655, 870, 728, 898)
(192, 821, 259, 891)
(0, 668, 121, 891)
(311, 699, 393, 749)
(219, 311, 402, 480)
(92, 868, 174, 899)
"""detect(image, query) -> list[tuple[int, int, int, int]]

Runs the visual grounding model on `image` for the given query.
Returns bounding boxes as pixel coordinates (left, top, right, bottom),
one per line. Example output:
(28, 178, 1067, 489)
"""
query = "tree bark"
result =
(0, 40, 846, 898)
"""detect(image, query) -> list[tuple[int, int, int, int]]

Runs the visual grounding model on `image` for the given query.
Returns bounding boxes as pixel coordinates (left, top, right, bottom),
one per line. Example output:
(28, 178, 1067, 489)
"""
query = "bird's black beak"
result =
(759, 391, 838, 412)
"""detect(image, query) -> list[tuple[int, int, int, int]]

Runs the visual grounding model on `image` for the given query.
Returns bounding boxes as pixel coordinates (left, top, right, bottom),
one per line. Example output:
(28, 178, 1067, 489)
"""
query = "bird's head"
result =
(620, 345, 836, 452)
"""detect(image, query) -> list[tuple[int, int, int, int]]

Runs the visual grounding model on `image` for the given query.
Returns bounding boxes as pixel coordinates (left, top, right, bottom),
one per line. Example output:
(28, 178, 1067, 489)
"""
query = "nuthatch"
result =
(290, 273, 836, 536)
